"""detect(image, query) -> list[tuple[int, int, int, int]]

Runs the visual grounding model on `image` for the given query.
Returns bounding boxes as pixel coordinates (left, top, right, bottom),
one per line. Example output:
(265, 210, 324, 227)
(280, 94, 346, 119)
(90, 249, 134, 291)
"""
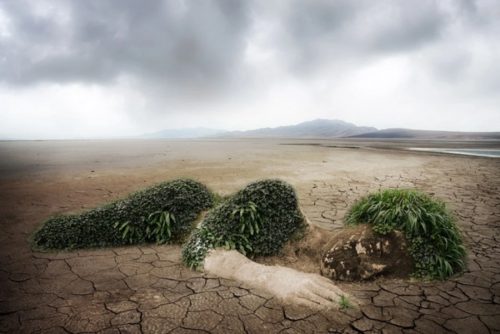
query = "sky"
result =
(0, 0, 499, 139)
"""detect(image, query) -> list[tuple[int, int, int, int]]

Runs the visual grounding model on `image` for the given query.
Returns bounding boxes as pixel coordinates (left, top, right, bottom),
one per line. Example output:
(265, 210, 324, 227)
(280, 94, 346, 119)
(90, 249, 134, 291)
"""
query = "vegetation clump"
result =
(339, 295, 352, 310)
(182, 179, 305, 269)
(345, 189, 465, 279)
(33, 179, 214, 249)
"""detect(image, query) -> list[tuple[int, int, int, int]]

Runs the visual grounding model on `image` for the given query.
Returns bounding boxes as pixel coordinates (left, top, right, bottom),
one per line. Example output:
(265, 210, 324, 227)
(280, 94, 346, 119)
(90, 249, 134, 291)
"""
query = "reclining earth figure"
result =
(34, 178, 465, 310)
(183, 179, 464, 308)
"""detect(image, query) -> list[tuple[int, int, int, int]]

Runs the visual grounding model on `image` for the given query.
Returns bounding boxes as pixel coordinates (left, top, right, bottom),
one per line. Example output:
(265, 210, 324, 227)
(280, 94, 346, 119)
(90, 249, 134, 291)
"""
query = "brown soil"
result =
(1, 138, 499, 333)
(255, 223, 336, 275)
(256, 223, 413, 281)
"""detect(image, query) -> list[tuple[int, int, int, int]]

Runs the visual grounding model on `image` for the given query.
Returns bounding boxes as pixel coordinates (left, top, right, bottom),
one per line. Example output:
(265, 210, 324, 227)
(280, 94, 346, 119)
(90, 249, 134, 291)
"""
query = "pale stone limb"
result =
(203, 249, 359, 310)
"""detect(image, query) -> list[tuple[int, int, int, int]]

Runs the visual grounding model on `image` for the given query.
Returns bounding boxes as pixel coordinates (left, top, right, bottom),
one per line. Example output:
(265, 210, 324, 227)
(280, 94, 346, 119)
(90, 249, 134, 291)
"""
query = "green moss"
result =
(182, 179, 305, 269)
(32, 179, 214, 250)
(345, 189, 466, 279)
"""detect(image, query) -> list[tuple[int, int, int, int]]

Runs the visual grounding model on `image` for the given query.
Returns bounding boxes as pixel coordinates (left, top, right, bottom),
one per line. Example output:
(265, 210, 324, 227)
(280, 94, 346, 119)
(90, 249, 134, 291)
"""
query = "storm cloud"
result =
(0, 0, 499, 138)
(0, 1, 250, 90)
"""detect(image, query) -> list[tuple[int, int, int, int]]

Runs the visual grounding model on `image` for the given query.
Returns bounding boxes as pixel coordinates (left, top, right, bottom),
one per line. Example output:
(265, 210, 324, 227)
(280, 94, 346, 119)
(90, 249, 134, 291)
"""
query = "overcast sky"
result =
(1, 0, 499, 139)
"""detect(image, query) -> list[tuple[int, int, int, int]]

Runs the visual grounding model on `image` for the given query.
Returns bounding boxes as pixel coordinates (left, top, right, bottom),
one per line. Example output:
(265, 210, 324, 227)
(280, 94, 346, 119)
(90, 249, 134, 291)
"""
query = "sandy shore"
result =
(1, 139, 499, 333)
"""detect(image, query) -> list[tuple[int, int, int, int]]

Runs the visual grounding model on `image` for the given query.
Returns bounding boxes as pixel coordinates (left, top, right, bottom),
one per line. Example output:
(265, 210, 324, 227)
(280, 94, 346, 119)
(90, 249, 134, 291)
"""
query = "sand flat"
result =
(0, 139, 499, 333)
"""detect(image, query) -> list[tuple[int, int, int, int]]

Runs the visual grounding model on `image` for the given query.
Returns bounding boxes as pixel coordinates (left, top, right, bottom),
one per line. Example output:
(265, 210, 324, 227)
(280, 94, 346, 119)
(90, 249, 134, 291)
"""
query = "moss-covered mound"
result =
(345, 189, 466, 279)
(33, 179, 214, 249)
(182, 179, 305, 268)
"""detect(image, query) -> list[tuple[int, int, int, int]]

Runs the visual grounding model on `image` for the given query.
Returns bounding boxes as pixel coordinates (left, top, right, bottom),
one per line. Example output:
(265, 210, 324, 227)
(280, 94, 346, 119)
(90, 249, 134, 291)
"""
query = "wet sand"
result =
(1, 139, 499, 333)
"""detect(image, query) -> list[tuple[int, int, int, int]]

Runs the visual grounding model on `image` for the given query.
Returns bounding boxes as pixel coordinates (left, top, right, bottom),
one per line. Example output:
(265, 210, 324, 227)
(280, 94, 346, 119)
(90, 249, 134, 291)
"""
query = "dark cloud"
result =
(1, 0, 500, 137)
(260, 0, 448, 74)
(0, 0, 498, 97)
(417, 0, 500, 95)
(0, 0, 250, 91)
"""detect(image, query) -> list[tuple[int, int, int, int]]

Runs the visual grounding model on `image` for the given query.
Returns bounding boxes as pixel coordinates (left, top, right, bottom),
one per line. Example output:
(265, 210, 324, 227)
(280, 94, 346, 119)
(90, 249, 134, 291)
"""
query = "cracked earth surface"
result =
(1, 140, 499, 333)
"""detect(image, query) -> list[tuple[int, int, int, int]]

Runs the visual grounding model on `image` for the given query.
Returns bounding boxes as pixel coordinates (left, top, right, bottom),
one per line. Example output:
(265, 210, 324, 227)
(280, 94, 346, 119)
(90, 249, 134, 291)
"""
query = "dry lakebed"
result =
(0, 138, 499, 333)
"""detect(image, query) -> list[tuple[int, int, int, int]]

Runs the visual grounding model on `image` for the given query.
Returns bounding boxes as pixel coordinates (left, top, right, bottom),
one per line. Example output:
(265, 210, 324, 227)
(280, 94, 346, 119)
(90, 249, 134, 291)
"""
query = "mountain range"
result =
(143, 119, 500, 140)
(219, 119, 376, 138)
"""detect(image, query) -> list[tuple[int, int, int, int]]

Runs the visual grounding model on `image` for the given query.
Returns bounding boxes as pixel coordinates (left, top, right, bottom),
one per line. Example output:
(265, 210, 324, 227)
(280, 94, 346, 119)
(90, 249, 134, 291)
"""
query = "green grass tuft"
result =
(339, 295, 351, 310)
(345, 189, 465, 280)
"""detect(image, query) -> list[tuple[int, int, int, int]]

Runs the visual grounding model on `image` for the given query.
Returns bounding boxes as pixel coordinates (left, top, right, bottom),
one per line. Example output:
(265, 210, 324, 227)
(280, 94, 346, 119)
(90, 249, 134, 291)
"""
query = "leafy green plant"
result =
(345, 189, 466, 279)
(182, 227, 213, 269)
(232, 201, 262, 236)
(182, 203, 258, 269)
(339, 295, 351, 310)
(146, 210, 176, 244)
(114, 220, 143, 244)
(213, 193, 230, 206)
(33, 179, 214, 249)
(182, 179, 305, 269)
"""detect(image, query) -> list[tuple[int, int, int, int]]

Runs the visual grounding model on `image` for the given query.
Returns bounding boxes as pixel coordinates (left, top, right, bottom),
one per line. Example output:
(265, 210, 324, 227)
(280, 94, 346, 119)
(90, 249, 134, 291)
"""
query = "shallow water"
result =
(409, 147, 500, 158)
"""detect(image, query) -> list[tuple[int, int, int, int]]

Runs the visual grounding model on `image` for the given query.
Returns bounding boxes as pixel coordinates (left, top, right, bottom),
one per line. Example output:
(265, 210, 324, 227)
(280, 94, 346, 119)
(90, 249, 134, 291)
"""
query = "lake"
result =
(409, 147, 500, 158)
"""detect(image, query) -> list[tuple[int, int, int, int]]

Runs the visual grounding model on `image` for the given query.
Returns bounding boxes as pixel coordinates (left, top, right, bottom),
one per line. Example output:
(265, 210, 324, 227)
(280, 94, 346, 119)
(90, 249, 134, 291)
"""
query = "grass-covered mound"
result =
(182, 179, 305, 269)
(345, 189, 465, 279)
(33, 179, 214, 249)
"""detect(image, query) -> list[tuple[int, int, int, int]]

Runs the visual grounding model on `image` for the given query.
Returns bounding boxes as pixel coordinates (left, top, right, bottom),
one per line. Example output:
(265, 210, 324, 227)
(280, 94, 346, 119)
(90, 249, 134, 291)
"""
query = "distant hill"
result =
(142, 127, 224, 139)
(142, 120, 500, 140)
(349, 128, 500, 140)
(219, 119, 377, 138)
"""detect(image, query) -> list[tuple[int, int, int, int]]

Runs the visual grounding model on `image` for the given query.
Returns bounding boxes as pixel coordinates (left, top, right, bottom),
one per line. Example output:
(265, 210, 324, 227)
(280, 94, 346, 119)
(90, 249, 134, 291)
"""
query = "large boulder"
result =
(321, 225, 413, 281)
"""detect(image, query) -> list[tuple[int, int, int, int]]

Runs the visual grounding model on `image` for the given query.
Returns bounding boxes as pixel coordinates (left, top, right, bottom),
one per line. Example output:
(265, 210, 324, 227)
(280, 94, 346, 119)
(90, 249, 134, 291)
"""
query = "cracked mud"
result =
(1, 140, 499, 333)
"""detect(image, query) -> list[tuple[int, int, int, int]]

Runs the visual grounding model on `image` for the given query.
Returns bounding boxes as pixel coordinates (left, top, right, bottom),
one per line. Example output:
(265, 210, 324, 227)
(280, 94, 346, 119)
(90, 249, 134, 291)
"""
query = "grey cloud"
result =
(259, 0, 499, 92)
(261, 0, 448, 73)
(0, 0, 498, 98)
(420, 0, 500, 94)
(0, 0, 250, 91)
(364, 1, 446, 52)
